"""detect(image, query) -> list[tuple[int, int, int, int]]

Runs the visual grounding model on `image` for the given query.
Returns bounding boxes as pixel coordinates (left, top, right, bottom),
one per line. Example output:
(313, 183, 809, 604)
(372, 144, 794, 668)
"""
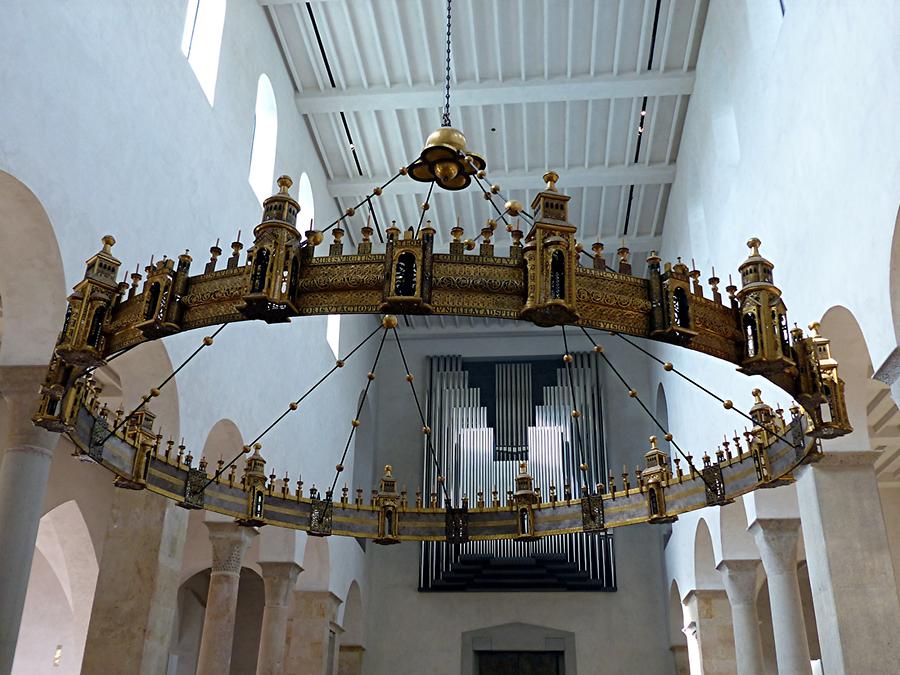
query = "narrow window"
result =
(326, 314, 341, 359)
(777, 311, 791, 354)
(385, 509, 394, 536)
(519, 508, 529, 534)
(145, 282, 161, 321)
(394, 252, 417, 296)
(649, 488, 659, 516)
(550, 250, 565, 299)
(59, 305, 72, 344)
(181, 0, 226, 105)
(743, 313, 758, 357)
(86, 307, 106, 348)
(248, 74, 278, 204)
(288, 257, 300, 299)
(673, 287, 690, 328)
(250, 248, 270, 293)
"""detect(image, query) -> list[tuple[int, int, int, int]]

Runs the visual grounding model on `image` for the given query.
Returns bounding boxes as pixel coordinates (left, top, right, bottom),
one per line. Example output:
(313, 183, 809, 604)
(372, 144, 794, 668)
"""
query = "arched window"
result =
(86, 307, 106, 348)
(145, 282, 161, 321)
(326, 314, 340, 359)
(673, 287, 690, 328)
(394, 252, 417, 296)
(550, 250, 565, 299)
(743, 313, 758, 357)
(180, 0, 226, 105)
(250, 248, 270, 293)
(297, 172, 315, 232)
(248, 75, 278, 204)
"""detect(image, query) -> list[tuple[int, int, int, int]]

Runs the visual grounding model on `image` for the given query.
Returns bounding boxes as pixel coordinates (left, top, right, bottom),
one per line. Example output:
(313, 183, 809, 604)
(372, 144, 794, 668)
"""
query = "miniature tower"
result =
(519, 172, 580, 327)
(136, 251, 192, 338)
(805, 323, 852, 438)
(55, 235, 122, 366)
(513, 461, 540, 540)
(736, 239, 795, 376)
(648, 256, 698, 341)
(240, 176, 304, 323)
(237, 445, 268, 526)
(642, 436, 676, 523)
(33, 355, 84, 431)
(374, 465, 401, 544)
(382, 221, 435, 314)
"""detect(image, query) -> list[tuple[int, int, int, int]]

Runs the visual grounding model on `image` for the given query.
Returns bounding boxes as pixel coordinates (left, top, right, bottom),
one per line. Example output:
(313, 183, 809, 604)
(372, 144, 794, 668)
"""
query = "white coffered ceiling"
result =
(261, 0, 709, 269)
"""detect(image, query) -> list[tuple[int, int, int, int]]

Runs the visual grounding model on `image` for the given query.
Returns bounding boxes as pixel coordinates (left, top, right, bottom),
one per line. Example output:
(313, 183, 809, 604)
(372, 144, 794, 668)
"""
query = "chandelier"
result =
(30, 2, 852, 545)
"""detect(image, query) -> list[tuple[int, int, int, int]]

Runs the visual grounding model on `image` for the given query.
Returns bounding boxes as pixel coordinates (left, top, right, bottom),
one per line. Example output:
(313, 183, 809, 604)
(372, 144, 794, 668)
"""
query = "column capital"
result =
(259, 561, 302, 607)
(717, 559, 760, 606)
(749, 518, 801, 575)
(0, 365, 55, 449)
(205, 522, 256, 574)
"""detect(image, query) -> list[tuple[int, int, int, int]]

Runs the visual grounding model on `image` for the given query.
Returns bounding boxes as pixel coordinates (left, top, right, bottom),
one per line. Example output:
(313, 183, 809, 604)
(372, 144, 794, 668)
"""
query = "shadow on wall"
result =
(12, 500, 98, 675)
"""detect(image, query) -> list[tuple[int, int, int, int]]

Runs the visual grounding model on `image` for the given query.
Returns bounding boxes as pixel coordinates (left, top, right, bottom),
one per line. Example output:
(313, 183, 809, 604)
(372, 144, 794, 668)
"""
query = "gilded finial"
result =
(747, 237, 761, 256)
(543, 171, 559, 191)
(277, 175, 292, 193)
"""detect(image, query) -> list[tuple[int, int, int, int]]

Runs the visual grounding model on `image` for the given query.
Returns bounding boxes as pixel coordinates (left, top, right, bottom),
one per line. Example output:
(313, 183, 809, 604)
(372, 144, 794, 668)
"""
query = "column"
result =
(81, 490, 189, 674)
(796, 453, 900, 674)
(338, 645, 364, 675)
(256, 561, 301, 675)
(718, 559, 766, 675)
(683, 589, 737, 675)
(285, 591, 342, 675)
(750, 518, 811, 675)
(0, 366, 55, 674)
(195, 522, 257, 675)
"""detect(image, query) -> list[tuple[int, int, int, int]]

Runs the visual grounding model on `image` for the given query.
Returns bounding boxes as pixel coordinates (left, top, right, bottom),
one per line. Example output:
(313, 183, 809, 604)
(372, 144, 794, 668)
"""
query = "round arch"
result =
(693, 517, 720, 590)
(0, 170, 66, 365)
(341, 580, 364, 647)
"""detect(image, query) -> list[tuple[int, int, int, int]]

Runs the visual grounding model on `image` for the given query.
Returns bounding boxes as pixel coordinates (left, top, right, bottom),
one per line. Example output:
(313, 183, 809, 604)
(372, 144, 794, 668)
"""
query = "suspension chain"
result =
(442, 0, 453, 127)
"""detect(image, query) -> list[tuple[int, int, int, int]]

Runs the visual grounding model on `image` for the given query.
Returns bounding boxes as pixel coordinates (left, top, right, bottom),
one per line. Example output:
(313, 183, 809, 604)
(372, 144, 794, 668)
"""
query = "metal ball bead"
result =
(373, 186, 383, 196)
(242, 445, 251, 454)
(563, 354, 573, 363)
(571, 410, 581, 418)
(150, 387, 161, 397)
(483, 192, 492, 201)
(421, 201, 430, 211)
(202, 336, 214, 346)
(382, 315, 398, 329)
(664, 433, 673, 442)
(476, 170, 486, 179)
(351, 419, 360, 427)
(422, 426, 431, 435)
(336, 359, 345, 368)
(723, 400, 734, 409)
(289, 402, 299, 411)
(367, 372, 376, 381)
(579, 463, 589, 472)
(336, 463, 344, 472)
(436, 475, 444, 483)
(663, 362, 673, 371)
(592, 345, 603, 353)
(405, 374, 414, 382)
(490, 184, 500, 194)
(399, 166, 408, 175)
(628, 389, 638, 398)
(345, 207, 355, 217)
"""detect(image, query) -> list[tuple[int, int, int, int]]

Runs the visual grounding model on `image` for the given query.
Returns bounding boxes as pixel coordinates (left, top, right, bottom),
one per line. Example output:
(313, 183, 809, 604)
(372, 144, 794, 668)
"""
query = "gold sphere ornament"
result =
(476, 169, 486, 179)
(504, 199, 523, 216)
(437, 475, 444, 483)
(150, 387, 161, 397)
(571, 410, 581, 418)
(351, 419, 360, 428)
(202, 336, 214, 346)
(563, 354, 573, 363)
(628, 389, 638, 398)
(242, 445, 252, 454)
(335, 359, 345, 368)
(490, 184, 500, 194)
(464, 239, 476, 250)
(307, 230, 324, 246)
(336, 463, 344, 472)
(289, 402, 298, 411)
(663, 362, 673, 371)
(373, 186, 383, 196)
(405, 374, 414, 382)
(423, 426, 431, 435)
(664, 433, 673, 442)
(579, 463, 589, 472)
(593, 345, 604, 353)
(399, 166, 408, 176)
(382, 315, 398, 329)
(723, 400, 734, 409)
(421, 201, 431, 211)
(483, 192, 492, 201)
(345, 207, 355, 217)
(367, 372, 376, 381)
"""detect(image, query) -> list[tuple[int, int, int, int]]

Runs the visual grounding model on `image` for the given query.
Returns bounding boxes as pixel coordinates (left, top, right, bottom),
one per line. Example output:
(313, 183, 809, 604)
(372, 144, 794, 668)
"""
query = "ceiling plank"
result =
(293, 71, 695, 114)
(328, 164, 676, 196)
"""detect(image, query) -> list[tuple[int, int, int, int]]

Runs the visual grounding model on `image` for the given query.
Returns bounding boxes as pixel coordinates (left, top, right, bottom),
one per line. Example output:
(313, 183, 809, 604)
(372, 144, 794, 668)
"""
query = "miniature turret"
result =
(382, 215, 435, 313)
(642, 436, 676, 523)
(649, 257, 698, 341)
(237, 445, 267, 526)
(239, 176, 304, 323)
(736, 239, 795, 376)
(56, 236, 122, 366)
(805, 323, 852, 438)
(373, 465, 401, 544)
(33, 355, 84, 431)
(519, 172, 579, 327)
(136, 250, 192, 338)
(512, 461, 539, 540)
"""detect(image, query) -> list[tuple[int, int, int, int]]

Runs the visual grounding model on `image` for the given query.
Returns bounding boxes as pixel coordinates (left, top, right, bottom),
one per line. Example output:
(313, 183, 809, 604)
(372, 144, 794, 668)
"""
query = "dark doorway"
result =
(477, 651, 564, 675)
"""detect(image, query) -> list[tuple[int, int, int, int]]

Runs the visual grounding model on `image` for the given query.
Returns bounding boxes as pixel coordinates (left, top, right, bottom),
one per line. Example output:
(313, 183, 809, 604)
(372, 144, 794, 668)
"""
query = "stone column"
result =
(683, 589, 737, 675)
(796, 453, 900, 674)
(338, 645, 364, 675)
(81, 490, 189, 675)
(750, 518, 812, 675)
(285, 591, 342, 675)
(718, 559, 766, 675)
(0, 366, 55, 674)
(195, 522, 257, 675)
(256, 561, 301, 675)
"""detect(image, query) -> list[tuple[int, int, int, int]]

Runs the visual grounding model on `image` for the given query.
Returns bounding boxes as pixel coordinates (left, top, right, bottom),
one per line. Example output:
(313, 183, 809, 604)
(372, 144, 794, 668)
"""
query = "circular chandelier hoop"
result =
(31, 163, 851, 543)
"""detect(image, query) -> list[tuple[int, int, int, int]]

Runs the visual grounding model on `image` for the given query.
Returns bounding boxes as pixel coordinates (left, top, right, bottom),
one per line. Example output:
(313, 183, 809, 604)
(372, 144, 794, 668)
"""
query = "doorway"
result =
(477, 650, 564, 675)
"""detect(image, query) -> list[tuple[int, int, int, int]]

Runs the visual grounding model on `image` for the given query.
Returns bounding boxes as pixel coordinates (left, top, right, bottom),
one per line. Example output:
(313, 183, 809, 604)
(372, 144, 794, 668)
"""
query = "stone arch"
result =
(668, 579, 689, 675)
(201, 418, 245, 467)
(693, 517, 721, 589)
(341, 580, 364, 647)
(819, 305, 874, 450)
(298, 534, 331, 591)
(171, 566, 264, 675)
(0, 170, 66, 365)
(717, 498, 758, 561)
(13, 500, 98, 675)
